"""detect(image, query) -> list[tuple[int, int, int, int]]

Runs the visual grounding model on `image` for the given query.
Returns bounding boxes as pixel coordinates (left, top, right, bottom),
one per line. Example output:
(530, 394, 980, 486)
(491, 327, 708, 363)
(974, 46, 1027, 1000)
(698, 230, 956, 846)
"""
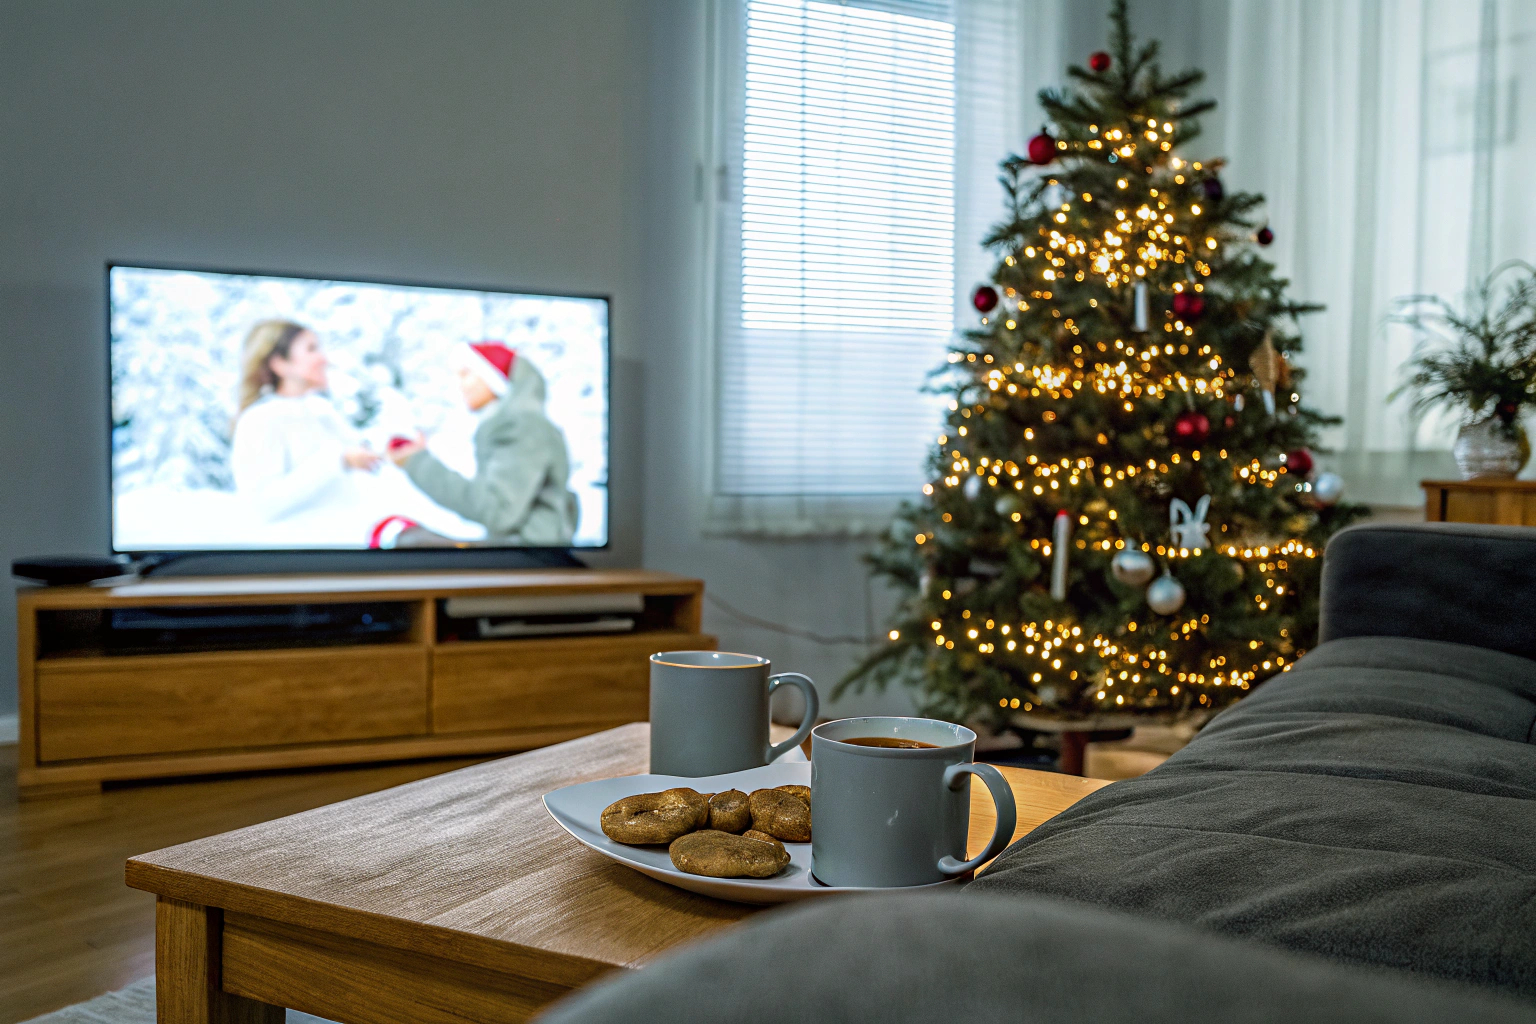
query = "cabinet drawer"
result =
(431, 631, 714, 734)
(37, 645, 429, 762)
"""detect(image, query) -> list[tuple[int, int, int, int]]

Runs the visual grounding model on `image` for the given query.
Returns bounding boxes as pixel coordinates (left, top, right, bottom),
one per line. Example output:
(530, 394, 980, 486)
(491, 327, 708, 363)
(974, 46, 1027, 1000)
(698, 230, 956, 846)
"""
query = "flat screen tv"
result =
(109, 265, 609, 554)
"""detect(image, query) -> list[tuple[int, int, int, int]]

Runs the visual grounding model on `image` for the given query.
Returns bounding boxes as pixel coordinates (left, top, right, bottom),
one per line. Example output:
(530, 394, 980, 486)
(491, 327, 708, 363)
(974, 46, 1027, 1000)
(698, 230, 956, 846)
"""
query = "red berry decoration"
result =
(1283, 448, 1314, 477)
(1089, 51, 1111, 72)
(1256, 226, 1275, 245)
(1170, 291, 1205, 319)
(972, 285, 1000, 313)
(1171, 410, 1211, 445)
(1027, 132, 1056, 165)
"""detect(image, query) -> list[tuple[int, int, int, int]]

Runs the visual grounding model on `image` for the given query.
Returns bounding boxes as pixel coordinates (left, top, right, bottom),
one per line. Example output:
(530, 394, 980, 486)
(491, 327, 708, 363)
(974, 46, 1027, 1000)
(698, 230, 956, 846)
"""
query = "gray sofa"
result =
(541, 523, 1536, 1022)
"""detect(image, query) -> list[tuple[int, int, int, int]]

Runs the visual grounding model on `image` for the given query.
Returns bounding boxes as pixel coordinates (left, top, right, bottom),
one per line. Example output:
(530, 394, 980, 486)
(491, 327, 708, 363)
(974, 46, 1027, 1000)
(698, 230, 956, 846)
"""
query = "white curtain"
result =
(1222, 0, 1536, 505)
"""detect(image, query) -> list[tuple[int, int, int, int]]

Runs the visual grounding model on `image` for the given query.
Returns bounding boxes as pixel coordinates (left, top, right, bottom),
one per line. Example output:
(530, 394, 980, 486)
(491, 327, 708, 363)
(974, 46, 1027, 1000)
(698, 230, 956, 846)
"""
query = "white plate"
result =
(542, 762, 960, 905)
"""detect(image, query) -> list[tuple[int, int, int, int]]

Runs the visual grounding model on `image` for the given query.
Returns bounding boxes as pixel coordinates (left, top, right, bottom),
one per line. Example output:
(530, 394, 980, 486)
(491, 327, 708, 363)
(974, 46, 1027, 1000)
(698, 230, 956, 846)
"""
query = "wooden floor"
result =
(0, 746, 489, 1024)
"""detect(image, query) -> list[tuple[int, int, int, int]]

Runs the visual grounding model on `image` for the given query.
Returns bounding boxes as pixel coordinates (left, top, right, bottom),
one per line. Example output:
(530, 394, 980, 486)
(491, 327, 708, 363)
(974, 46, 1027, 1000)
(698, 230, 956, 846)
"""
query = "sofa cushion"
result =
(537, 892, 1536, 1024)
(973, 636, 1536, 997)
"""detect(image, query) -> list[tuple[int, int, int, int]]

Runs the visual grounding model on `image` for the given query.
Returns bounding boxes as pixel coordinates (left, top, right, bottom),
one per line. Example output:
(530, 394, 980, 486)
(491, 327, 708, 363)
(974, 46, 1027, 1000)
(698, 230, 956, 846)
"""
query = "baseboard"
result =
(0, 714, 17, 745)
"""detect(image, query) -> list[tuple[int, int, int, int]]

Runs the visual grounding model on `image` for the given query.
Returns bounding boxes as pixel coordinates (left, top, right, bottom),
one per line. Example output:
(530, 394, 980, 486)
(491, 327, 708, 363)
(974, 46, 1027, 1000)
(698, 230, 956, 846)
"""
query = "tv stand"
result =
(14, 569, 712, 799)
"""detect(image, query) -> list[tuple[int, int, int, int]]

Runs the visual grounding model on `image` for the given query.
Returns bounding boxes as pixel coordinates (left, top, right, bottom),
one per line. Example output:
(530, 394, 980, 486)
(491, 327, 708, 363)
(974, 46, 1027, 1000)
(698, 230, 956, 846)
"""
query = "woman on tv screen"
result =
(231, 319, 385, 530)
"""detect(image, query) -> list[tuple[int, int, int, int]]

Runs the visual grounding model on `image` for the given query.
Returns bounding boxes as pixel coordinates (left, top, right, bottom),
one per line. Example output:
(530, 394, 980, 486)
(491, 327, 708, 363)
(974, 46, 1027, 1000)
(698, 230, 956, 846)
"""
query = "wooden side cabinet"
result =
(15, 570, 713, 799)
(1422, 479, 1536, 526)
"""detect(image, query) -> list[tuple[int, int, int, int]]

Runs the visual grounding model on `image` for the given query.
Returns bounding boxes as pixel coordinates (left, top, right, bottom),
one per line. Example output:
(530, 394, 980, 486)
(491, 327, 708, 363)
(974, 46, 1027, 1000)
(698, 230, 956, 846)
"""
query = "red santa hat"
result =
(462, 341, 516, 396)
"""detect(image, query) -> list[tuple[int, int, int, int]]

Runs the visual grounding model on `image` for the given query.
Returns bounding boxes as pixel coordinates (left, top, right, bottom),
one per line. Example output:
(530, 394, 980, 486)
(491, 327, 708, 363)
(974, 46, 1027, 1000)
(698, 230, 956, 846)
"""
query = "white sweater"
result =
(230, 393, 355, 522)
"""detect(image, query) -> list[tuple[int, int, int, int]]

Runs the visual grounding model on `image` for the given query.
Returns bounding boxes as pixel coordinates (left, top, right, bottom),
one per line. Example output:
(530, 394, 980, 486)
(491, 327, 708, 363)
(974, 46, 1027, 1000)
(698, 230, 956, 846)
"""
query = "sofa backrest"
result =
(1320, 521, 1536, 662)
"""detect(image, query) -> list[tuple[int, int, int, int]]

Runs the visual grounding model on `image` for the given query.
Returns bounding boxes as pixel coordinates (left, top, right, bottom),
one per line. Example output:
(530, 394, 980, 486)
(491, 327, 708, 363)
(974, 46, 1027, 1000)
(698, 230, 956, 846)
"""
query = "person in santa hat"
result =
(388, 341, 578, 545)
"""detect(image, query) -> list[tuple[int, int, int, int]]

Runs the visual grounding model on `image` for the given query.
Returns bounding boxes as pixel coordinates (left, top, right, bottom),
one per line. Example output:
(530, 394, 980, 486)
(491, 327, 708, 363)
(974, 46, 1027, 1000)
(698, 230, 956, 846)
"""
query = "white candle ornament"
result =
(1051, 510, 1070, 600)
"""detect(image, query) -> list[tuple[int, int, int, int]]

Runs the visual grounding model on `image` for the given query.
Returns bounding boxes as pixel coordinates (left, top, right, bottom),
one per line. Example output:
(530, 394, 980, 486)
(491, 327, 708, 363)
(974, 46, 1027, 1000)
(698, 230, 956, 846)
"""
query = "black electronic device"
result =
(12, 555, 137, 586)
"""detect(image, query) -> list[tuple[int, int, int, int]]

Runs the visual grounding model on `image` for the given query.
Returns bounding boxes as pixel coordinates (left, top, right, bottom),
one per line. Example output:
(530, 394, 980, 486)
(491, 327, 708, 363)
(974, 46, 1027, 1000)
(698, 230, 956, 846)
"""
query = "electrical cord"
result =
(706, 592, 877, 647)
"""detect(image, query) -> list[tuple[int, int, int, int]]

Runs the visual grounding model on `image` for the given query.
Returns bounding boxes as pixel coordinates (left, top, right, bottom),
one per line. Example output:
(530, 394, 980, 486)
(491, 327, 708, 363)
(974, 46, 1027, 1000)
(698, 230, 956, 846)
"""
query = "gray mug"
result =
(649, 651, 819, 777)
(811, 717, 1017, 888)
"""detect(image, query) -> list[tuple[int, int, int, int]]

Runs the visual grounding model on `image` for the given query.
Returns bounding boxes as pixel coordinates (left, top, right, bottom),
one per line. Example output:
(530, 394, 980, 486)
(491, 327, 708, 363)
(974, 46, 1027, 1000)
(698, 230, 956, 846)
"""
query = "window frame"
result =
(700, 0, 961, 538)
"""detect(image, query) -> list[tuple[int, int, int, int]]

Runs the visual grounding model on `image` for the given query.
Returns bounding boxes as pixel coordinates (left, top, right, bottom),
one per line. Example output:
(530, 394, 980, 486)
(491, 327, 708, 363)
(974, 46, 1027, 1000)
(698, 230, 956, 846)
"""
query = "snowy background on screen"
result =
(110, 267, 608, 548)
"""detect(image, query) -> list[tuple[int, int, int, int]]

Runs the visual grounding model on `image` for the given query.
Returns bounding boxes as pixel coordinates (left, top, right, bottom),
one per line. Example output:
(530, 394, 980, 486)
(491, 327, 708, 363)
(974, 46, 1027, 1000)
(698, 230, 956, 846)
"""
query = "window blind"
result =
(716, 0, 957, 500)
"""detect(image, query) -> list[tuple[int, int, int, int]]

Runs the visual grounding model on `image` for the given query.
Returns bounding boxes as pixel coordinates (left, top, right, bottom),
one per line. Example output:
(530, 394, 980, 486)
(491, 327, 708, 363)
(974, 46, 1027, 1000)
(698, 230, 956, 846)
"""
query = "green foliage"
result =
(840, 0, 1367, 726)
(1392, 261, 1536, 434)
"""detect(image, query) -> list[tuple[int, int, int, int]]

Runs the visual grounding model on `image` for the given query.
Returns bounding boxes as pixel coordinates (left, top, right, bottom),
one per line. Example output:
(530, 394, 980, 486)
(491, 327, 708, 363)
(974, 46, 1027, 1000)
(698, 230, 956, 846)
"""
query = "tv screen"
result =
(109, 265, 608, 553)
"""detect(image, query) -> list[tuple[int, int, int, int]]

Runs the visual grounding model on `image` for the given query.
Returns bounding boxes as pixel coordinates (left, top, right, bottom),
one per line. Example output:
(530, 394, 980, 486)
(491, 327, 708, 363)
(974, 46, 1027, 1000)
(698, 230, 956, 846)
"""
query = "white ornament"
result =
(1312, 471, 1344, 506)
(1133, 282, 1150, 332)
(963, 475, 984, 500)
(1146, 573, 1187, 615)
(1111, 548, 1155, 587)
(1169, 495, 1212, 550)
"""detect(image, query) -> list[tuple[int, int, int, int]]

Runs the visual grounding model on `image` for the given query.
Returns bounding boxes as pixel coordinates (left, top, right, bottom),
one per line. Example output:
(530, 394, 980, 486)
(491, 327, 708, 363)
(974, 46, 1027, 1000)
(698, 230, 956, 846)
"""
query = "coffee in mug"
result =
(839, 737, 938, 749)
(649, 651, 819, 777)
(811, 717, 1016, 888)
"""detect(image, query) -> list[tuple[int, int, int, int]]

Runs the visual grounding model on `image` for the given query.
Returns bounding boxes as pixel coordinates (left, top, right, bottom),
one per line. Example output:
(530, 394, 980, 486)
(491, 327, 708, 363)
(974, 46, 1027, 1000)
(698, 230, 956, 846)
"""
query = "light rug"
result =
(23, 977, 334, 1023)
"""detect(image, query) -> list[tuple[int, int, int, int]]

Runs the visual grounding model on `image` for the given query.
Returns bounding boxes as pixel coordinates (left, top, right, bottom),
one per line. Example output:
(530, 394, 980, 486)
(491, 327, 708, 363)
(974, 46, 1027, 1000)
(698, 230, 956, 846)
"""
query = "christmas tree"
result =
(842, 0, 1367, 727)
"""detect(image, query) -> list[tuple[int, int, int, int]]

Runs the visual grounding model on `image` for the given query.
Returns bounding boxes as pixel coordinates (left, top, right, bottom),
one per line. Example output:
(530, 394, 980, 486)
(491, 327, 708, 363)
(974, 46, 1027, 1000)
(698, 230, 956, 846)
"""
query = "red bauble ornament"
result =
(1256, 226, 1275, 246)
(1171, 410, 1211, 445)
(1027, 132, 1056, 165)
(1171, 291, 1205, 319)
(1283, 448, 1314, 477)
(972, 285, 1000, 313)
(1089, 51, 1111, 72)
(1223, 415, 1236, 429)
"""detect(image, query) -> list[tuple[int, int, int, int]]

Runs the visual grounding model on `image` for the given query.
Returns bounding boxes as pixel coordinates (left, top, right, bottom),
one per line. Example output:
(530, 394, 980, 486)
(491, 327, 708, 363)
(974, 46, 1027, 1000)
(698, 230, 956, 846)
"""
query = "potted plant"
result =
(1393, 262, 1536, 479)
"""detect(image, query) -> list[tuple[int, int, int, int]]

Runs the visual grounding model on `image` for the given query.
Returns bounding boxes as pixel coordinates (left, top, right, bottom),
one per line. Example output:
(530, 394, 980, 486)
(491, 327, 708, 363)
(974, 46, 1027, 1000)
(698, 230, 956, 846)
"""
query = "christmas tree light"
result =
(841, 0, 1366, 725)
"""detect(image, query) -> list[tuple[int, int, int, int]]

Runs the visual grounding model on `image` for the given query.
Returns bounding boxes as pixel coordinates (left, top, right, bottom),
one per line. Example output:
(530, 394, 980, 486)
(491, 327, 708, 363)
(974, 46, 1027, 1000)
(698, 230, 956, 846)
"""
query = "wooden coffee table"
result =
(126, 723, 1109, 1023)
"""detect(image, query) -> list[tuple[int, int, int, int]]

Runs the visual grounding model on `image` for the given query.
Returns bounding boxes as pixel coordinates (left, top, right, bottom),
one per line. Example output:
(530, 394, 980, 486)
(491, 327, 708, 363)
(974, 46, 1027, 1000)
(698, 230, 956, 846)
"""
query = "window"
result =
(711, 0, 958, 527)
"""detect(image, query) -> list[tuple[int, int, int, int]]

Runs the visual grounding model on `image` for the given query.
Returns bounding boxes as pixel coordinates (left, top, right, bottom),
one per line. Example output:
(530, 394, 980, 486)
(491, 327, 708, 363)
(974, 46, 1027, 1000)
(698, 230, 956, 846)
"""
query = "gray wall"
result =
(0, 0, 909, 725)
(0, 0, 652, 718)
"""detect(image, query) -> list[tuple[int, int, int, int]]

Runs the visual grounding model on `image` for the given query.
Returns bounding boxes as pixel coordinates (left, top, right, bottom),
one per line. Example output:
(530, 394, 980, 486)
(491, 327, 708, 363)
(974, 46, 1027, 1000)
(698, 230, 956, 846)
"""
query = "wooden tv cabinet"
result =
(14, 570, 713, 800)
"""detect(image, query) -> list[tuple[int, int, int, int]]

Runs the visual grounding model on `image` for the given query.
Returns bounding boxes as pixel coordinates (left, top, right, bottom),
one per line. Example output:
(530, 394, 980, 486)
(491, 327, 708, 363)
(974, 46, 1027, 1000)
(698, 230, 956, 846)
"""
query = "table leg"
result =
(156, 898, 283, 1024)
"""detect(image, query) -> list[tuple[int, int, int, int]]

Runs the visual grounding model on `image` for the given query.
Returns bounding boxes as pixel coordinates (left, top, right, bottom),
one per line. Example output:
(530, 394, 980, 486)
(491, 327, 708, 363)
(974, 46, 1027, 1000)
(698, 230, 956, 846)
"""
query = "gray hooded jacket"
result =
(404, 357, 579, 545)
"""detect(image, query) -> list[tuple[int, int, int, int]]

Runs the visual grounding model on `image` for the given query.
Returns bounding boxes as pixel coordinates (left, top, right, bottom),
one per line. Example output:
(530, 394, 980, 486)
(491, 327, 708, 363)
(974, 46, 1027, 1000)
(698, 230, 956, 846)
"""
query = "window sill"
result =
(702, 493, 908, 540)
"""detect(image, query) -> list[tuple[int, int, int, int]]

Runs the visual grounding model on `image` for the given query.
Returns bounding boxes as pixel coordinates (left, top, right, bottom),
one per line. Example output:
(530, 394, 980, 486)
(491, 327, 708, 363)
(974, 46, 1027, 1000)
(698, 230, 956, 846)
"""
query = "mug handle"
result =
(765, 672, 819, 763)
(936, 762, 1018, 876)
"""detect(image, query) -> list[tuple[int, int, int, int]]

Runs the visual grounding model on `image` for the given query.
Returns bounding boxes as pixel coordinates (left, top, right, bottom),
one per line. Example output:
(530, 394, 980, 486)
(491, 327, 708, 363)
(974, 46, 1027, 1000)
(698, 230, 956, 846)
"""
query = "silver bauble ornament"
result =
(963, 475, 984, 500)
(1312, 471, 1344, 506)
(1110, 548, 1155, 587)
(920, 570, 935, 597)
(1146, 573, 1187, 615)
(994, 494, 1022, 517)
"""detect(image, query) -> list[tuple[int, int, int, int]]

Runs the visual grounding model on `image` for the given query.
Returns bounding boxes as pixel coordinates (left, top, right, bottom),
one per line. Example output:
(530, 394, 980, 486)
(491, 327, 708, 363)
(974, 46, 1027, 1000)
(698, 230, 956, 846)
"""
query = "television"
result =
(108, 265, 609, 555)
